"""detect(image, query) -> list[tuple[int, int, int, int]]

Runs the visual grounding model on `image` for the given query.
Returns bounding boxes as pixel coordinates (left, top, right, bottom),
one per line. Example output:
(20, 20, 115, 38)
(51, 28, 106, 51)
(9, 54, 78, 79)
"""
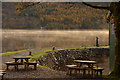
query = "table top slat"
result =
(74, 60, 96, 64)
(13, 57, 30, 59)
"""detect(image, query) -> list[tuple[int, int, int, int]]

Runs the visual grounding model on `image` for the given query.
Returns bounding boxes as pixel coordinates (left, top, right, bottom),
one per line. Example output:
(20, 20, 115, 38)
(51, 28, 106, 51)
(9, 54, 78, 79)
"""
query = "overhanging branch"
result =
(82, 2, 110, 10)
(16, 2, 40, 11)
(26, 2, 40, 8)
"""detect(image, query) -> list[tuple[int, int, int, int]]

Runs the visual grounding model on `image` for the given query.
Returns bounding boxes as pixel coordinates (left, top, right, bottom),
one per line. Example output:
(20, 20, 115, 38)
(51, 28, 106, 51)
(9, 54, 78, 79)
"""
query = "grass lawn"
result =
(37, 65, 55, 71)
(28, 49, 60, 61)
(0, 49, 34, 56)
(65, 46, 109, 50)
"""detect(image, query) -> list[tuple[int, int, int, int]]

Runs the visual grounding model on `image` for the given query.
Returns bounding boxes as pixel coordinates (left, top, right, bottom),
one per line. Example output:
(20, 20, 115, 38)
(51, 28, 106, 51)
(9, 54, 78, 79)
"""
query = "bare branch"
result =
(16, 2, 40, 11)
(82, 2, 110, 10)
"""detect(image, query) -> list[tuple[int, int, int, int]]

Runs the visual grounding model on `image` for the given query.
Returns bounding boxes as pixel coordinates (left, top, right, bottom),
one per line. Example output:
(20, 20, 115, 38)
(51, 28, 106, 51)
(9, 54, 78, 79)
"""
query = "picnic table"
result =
(5, 56, 37, 70)
(66, 60, 104, 76)
(74, 60, 97, 75)
(74, 60, 96, 68)
(13, 57, 30, 63)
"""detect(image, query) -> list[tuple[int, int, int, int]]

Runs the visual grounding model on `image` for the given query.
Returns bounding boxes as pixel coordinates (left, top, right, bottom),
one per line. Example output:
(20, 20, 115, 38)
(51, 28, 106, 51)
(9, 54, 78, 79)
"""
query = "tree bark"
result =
(110, 2, 120, 76)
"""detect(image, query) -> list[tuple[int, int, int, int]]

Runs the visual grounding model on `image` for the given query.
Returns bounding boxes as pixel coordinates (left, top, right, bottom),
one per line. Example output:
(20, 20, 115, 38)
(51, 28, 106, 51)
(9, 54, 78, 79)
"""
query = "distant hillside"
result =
(2, 2, 108, 30)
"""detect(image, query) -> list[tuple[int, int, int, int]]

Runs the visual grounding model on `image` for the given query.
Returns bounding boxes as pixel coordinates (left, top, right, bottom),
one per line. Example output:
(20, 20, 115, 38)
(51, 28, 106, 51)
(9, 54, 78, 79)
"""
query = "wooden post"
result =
(96, 37, 99, 47)
(29, 51, 32, 55)
(52, 46, 55, 50)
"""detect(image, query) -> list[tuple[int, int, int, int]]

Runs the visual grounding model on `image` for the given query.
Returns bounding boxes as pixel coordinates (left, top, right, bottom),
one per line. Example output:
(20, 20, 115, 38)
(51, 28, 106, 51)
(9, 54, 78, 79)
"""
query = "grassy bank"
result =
(0, 49, 34, 56)
(28, 46, 109, 61)
(28, 49, 60, 61)
(65, 46, 109, 50)
(37, 65, 55, 71)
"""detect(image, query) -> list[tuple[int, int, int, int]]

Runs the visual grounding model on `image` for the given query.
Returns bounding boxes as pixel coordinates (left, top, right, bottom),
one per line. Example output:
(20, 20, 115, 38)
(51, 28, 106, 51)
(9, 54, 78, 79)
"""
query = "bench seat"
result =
(0, 72, 6, 75)
(92, 67, 104, 76)
(0, 70, 6, 72)
(65, 65, 77, 67)
(25, 62, 37, 70)
(0, 70, 6, 79)
(5, 62, 24, 70)
(66, 65, 88, 75)
(5, 62, 20, 70)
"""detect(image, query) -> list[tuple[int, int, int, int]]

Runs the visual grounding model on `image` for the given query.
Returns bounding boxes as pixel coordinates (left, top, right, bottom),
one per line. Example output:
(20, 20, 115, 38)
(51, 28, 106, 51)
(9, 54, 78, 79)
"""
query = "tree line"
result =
(2, 2, 108, 30)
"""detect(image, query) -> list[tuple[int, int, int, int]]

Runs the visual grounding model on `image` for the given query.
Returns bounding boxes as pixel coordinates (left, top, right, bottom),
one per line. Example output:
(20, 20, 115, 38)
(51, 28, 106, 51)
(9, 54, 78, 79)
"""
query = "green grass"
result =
(28, 51, 48, 61)
(28, 46, 109, 61)
(0, 49, 35, 56)
(26, 50, 58, 71)
(28, 49, 61, 61)
(27, 46, 109, 71)
(65, 46, 109, 50)
(37, 65, 55, 71)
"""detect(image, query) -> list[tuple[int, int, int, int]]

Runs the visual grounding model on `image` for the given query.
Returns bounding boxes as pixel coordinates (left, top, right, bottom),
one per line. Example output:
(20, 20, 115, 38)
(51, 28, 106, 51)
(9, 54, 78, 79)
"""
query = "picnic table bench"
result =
(92, 67, 104, 76)
(25, 62, 37, 70)
(5, 57, 37, 70)
(5, 62, 20, 70)
(66, 65, 88, 75)
(0, 70, 6, 79)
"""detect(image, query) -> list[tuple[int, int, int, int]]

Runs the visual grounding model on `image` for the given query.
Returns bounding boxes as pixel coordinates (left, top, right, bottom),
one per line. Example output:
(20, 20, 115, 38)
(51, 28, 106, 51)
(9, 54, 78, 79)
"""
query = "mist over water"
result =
(2, 29, 109, 52)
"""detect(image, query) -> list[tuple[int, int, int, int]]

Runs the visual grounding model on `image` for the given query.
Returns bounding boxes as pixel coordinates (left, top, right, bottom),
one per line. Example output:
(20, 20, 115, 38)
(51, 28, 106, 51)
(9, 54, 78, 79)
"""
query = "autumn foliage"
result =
(2, 2, 108, 30)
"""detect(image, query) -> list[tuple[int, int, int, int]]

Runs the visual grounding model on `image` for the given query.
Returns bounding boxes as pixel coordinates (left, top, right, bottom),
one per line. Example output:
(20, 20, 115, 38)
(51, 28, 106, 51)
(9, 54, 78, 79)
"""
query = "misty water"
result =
(2, 29, 109, 52)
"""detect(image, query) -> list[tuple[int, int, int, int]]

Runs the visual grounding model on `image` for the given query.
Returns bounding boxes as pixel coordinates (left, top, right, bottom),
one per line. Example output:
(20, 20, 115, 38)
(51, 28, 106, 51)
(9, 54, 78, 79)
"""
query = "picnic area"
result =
(1, 46, 112, 79)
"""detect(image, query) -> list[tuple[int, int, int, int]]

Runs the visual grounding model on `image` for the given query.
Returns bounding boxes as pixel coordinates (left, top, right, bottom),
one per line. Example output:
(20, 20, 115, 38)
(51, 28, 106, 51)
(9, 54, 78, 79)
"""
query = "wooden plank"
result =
(65, 65, 77, 67)
(74, 60, 96, 64)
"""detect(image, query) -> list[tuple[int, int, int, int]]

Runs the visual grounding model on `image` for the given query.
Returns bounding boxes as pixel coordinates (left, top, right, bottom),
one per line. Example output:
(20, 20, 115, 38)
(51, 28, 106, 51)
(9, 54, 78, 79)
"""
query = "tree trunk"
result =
(110, 2, 120, 76)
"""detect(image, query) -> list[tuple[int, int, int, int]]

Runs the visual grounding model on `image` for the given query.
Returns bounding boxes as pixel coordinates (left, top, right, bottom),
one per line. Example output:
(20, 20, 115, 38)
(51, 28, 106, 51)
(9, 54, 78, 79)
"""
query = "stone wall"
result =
(38, 48, 109, 71)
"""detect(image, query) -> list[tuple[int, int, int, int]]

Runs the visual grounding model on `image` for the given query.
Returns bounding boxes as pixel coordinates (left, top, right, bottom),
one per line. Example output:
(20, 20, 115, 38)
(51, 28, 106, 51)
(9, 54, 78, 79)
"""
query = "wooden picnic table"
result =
(74, 60, 96, 68)
(5, 57, 37, 70)
(73, 60, 97, 75)
(13, 57, 31, 63)
(66, 60, 104, 76)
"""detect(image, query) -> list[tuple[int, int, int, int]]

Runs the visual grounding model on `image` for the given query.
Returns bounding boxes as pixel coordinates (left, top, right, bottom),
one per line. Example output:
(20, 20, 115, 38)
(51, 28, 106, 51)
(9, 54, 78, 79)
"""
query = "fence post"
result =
(29, 51, 32, 55)
(96, 37, 99, 47)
